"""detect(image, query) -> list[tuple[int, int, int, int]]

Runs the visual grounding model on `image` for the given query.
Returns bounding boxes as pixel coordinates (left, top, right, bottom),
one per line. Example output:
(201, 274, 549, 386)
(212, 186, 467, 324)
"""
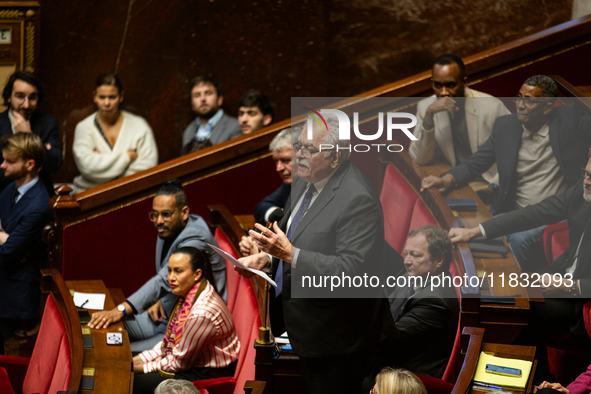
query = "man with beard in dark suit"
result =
(0, 132, 53, 353)
(0, 71, 61, 196)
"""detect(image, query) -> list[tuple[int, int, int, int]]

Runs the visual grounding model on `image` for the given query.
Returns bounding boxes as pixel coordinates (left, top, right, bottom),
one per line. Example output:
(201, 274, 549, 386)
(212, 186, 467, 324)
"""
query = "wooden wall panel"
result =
(37, 0, 572, 184)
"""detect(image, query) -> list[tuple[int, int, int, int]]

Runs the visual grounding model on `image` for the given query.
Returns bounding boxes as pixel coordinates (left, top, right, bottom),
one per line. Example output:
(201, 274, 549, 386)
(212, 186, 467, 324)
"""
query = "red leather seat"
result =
(0, 295, 72, 394)
(542, 221, 569, 264)
(380, 164, 463, 390)
(192, 229, 261, 394)
(541, 222, 591, 384)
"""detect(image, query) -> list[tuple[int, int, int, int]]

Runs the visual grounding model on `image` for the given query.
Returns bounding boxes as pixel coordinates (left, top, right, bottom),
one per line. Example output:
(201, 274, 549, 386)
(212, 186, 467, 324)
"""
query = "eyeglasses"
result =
(581, 168, 591, 180)
(148, 209, 178, 222)
(512, 96, 550, 107)
(292, 142, 335, 158)
(13, 92, 38, 103)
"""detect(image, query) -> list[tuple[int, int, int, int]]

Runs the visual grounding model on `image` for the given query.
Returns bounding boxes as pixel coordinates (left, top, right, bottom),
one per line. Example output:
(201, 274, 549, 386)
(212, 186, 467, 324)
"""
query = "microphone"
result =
(268, 208, 284, 225)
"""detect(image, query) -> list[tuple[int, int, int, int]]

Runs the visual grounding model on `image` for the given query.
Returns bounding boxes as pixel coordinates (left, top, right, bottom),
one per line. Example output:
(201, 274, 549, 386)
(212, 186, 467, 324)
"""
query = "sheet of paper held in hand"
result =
(208, 243, 277, 287)
(73, 292, 106, 310)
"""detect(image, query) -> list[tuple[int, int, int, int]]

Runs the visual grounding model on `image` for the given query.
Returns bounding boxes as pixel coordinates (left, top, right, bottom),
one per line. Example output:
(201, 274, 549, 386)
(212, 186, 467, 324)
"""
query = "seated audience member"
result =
(182, 76, 241, 154)
(72, 73, 158, 193)
(155, 379, 202, 394)
(254, 128, 292, 225)
(421, 75, 591, 271)
(239, 128, 293, 256)
(449, 157, 591, 379)
(237, 89, 274, 134)
(363, 225, 459, 392)
(411, 54, 509, 188)
(88, 179, 226, 353)
(0, 133, 54, 353)
(0, 71, 61, 196)
(535, 363, 591, 394)
(370, 367, 427, 394)
(132, 247, 240, 394)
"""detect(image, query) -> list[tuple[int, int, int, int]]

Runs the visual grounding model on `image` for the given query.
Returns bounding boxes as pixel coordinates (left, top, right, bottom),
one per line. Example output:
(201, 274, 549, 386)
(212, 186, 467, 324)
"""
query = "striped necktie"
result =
(275, 184, 317, 297)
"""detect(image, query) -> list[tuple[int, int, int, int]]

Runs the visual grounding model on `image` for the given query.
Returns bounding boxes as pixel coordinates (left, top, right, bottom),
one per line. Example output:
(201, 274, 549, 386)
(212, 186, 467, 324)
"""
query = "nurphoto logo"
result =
(304, 108, 418, 153)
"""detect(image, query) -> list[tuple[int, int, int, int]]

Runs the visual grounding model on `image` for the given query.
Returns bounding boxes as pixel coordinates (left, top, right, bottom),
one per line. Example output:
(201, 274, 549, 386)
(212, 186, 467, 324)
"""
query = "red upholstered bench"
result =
(0, 281, 79, 394)
(192, 228, 261, 394)
(541, 221, 591, 384)
(543, 221, 569, 264)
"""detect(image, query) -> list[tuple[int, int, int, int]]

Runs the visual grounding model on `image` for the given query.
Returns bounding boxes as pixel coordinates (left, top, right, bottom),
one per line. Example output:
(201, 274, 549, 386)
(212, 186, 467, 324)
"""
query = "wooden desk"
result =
(418, 161, 544, 343)
(470, 343, 537, 394)
(66, 280, 133, 394)
(256, 328, 533, 394)
(255, 342, 304, 394)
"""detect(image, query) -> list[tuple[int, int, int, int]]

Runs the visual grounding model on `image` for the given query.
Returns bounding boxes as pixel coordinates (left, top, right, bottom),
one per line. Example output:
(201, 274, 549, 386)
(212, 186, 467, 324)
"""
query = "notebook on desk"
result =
(473, 351, 533, 389)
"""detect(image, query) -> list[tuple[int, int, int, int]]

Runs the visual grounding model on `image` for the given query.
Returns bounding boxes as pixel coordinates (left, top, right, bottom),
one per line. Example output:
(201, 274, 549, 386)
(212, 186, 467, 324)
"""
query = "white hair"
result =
(269, 128, 293, 153)
(154, 379, 200, 394)
(321, 113, 350, 161)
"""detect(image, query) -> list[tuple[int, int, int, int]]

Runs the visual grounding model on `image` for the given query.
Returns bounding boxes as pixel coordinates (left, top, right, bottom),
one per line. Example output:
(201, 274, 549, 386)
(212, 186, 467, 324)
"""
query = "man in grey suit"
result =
(238, 114, 385, 394)
(181, 76, 241, 154)
(88, 179, 226, 352)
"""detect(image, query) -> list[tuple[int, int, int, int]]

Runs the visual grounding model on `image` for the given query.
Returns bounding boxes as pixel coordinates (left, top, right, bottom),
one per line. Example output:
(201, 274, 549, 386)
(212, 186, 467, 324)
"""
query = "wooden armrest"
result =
(244, 380, 267, 394)
(108, 288, 126, 306)
(208, 204, 248, 256)
(451, 327, 485, 394)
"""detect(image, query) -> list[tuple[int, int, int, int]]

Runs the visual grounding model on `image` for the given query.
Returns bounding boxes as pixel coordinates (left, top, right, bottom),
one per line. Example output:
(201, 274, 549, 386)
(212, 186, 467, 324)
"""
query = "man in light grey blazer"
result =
(181, 76, 241, 154)
(410, 53, 509, 186)
(88, 179, 226, 352)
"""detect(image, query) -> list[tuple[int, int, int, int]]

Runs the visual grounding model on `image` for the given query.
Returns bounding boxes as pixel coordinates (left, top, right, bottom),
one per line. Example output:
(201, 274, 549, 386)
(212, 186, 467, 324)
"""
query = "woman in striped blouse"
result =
(133, 247, 240, 394)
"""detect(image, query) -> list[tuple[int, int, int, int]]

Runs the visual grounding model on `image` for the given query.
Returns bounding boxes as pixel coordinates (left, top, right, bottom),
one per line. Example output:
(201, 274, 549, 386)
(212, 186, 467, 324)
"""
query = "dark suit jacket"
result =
(254, 183, 291, 225)
(270, 160, 385, 358)
(483, 178, 591, 293)
(0, 110, 62, 196)
(448, 105, 591, 215)
(0, 179, 53, 319)
(376, 274, 459, 378)
(182, 111, 242, 149)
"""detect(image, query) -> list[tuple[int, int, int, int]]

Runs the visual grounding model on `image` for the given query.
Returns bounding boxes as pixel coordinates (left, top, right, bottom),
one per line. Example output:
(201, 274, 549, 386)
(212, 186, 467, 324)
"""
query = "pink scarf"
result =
(161, 279, 207, 355)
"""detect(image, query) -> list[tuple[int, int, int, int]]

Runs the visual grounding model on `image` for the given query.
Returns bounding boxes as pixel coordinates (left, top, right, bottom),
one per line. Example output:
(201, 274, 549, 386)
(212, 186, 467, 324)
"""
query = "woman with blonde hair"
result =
(371, 368, 427, 394)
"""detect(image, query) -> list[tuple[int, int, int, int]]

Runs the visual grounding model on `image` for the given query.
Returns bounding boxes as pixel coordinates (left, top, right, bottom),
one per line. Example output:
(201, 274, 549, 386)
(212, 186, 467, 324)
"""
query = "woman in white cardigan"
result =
(73, 73, 158, 193)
